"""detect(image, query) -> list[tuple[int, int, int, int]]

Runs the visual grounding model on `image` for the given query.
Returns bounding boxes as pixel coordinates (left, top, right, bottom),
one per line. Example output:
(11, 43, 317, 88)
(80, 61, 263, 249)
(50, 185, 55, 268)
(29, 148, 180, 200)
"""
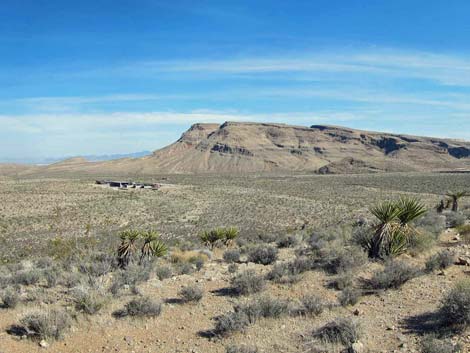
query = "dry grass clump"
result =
(338, 287, 361, 307)
(236, 296, 290, 324)
(291, 295, 325, 317)
(179, 285, 204, 303)
(225, 344, 258, 353)
(247, 245, 278, 265)
(155, 265, 173, 280)
(1, 287, 20, 308)
(421, 335, 461, 353)
(19, 308, 72, 340)
(425, 251, 455, 273)
(312, 317, 361, 346)
(231, 270, 266, 295)
(72, 287, 107, 315)
(440, 279, 470, 326)
(114, 296, 162, 318)
(366, 260, 419, 290)
(213, 310, 249, 336)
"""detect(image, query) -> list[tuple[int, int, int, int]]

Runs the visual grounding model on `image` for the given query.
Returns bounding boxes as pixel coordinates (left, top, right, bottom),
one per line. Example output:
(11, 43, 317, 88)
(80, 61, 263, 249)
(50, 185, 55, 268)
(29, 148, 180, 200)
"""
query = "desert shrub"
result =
(265, 263, 301, 284)
(247, 245, 278, 265)
(116, 296, 162, 318)
(174, 262, 195, 275)
(60, 271, 84, 288)
(313, 317, 361, 346)
(414, 211, 446, 237)
(35, 257, 54, 269)
(440, 279, 470, 326)
(44, 267, 62, 288)
(72, 287, 107, 315)
(425, 251, 455, 273)
(444, 211, 466, 228)
(237, 296, 290, 323)
(109, 263, 152, 296)
(327, 245, 368, 274)
(1, 287, 20, 308)
(19, 308, 72, 340)
(228, 263, 238, 273)
(223, 249, 241, 263)
(13, 269, 42, 286)
(179, 285, 204, 303)
(214, 310, 249, 336)
(338, 287, 361, 307)
(421, 335, 461, 353)
(408, 231, 436, 255)
(225, 344, 258, 353)
(79, 256, 113, 277)
(457, 224, 470, 242)
(291, 295, 324, 316)
(155, 265, 172, 280)
(276, 234, 300, 248)
(191, 256, 205, 271)
(351, 226, 373, 251)
(367, 261, 419, 290)
(331, 271, 354, 290)
(200, 227, 239, 248)
(257, 233, 277, 244)
(231, 270, 266, 295)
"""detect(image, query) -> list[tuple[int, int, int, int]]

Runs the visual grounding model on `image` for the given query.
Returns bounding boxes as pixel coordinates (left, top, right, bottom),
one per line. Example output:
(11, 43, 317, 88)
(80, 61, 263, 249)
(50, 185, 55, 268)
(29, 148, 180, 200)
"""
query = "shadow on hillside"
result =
(210, 287, 237, 297)
(401, 311, 458, 337)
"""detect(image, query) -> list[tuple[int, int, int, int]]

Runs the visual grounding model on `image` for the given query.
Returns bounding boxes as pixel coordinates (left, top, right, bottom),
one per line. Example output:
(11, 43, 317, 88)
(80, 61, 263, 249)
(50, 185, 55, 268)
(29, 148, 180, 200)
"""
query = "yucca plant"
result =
(117, 230, 140, 268)
(199, 228, 225, 249)
(369, 197, 426, 258)
(223, 227, 239, 246)
(446, 191, 469, 212)
(139, 230, 167, 264)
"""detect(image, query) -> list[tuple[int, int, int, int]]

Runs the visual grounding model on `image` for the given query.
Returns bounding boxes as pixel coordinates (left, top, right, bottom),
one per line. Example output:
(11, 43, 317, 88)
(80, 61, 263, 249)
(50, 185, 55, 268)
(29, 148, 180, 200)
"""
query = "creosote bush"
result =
(72, 287, 107, 315)
(214, 310, 249, 336)
(313, 317, 361, 346)
(115, 296, 162, 318)
(223, 249, 241, 263)
(236, 296, 290, 323)
(425, 251, 455, 273)
(366, 260, 419, 290)
(1, 287, 20, 308)
(247, 245, 278, 265)
(225, 344, 258, 353)
(421, 335, 461, 353)
(440, 279, 470, 326)
(19, 308, 72, 340)
(179, 285, 204, 303)
(231, 270, 266, 295)
(291, 295, 324, 316)
(155, 265, 172, 280)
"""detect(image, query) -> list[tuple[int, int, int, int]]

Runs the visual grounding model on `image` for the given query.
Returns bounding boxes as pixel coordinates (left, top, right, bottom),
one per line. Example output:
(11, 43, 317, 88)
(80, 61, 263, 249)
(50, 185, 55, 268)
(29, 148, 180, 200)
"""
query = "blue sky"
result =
(2, 0, 470, 162)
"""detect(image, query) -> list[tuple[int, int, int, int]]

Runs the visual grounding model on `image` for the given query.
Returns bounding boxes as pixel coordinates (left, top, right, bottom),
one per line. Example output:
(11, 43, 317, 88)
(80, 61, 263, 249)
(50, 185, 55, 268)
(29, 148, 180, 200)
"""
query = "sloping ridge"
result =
(2, 122, 470, 176)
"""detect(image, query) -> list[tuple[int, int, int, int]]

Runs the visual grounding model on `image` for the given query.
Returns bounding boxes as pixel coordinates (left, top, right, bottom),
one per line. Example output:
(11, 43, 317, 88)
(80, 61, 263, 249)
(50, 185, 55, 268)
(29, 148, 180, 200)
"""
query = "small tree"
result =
(446, 191, 469, 212)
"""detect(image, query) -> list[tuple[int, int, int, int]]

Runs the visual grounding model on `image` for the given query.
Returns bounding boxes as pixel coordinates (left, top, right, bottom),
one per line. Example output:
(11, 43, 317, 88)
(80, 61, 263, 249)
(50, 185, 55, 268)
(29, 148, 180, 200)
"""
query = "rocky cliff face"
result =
(3, 122, 470, 176)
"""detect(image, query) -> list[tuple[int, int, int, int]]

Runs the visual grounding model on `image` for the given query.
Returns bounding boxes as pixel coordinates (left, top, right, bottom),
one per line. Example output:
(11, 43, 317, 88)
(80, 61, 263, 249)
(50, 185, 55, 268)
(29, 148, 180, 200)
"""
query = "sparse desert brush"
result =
(179, 285, 204, 303)
(231, 270, 266, 295)
(457, 224, 470, 242)
(155, 265, 172, 280)
(12, 269, 43, 286)
(228, 263, 238, 273)
(440, 279, 470, 326)
(425, 251, 455, 272)
(338, 287, 361, 307)
(170, 249, 209, 264)
(276, 234, 300, 248)
(1, 286, 20, 308)
(421, 335, 461, 353)
(291, 295, 325, 317)
(366, 260, 419, 290)
(223, 249, 241, 263)
(72, 287, 107, 315)
(331, 271, 354, 290)
(225, 344, 258, 353)
(19, 308, 72, 340)
(443, 211, 466, 228)
(115, 296, 162, 318)
(236, 296, 290, 323)
(247, 245, 278, 265)
(321, 245, 368, 274)
(414, 211, 446, 237)
(313, 317, 361, 346)
(214, 310, 249, 336)
(109, 263, 152, 296)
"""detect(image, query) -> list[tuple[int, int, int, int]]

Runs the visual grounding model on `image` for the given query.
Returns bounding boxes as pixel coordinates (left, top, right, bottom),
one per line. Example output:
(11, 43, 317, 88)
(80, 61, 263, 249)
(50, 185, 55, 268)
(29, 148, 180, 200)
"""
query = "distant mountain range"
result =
(0, 151, 152, 165)
(1, 122, 470, 176)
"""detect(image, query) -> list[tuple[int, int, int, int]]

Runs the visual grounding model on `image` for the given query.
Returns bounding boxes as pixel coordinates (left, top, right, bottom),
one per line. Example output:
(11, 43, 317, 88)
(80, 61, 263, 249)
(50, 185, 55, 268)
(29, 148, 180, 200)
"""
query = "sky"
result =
(2, 0, 470, 162)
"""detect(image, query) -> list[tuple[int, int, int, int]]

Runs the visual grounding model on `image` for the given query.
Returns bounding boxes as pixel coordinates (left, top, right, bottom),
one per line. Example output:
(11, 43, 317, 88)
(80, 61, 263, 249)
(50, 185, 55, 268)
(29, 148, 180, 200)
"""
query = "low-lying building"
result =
(95, 180, 161, 190)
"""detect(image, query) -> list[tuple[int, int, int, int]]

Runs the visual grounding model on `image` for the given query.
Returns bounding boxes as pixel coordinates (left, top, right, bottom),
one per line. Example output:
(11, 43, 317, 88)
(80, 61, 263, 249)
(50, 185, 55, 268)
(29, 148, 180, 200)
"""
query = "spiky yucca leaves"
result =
(369, 197, 426, 258)
(149, 240, 168, 258)
(446, 191, 469, 212)
(140, 230, 160, 264)
(117, 230, 140, 268)
(199, 228, 225, 249)
(223, 227, 239, 246)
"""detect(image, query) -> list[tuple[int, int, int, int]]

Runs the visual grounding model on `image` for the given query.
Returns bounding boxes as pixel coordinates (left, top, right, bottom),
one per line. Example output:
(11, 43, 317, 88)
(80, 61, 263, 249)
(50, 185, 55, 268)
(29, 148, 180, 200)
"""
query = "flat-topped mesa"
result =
(177, 123, 219, 145)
